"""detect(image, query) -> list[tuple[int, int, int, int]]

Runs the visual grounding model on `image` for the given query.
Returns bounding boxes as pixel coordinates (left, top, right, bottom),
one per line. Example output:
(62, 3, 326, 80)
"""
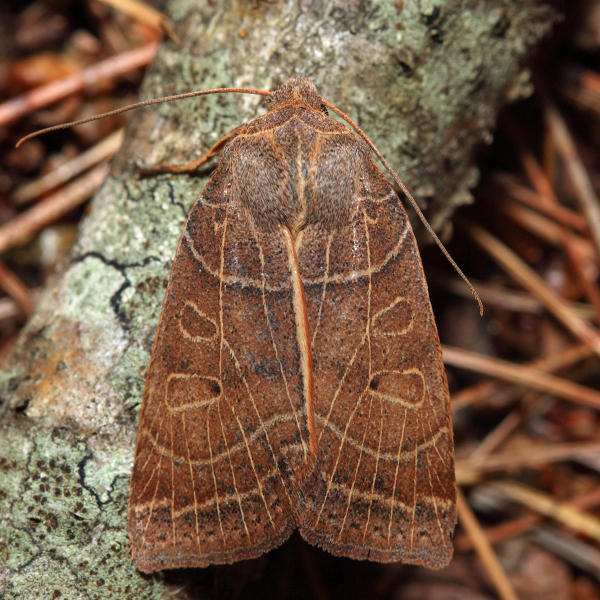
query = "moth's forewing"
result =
(296, 151, 455, 567)
(128, 162, 312, 572)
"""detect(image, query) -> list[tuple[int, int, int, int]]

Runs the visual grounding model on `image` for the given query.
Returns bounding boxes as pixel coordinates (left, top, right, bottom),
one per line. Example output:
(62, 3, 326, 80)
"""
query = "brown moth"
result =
(16, 76, 462, 571)
(127, 77, 457, 572)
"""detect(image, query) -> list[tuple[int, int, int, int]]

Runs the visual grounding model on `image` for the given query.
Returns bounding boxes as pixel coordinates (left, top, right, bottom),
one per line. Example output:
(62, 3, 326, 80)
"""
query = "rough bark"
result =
(0, 1, 557, 598)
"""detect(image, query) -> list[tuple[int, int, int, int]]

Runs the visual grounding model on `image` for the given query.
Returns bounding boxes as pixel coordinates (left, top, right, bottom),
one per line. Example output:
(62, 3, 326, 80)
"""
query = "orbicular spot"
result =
(178, 302, 218, 342)
(367, 368, 425, 407)
(371, 297, 413, 336)
(165, 374, 222, 411)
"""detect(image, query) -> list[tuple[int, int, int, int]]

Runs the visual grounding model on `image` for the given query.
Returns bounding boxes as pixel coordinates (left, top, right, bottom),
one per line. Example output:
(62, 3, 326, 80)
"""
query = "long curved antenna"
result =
(322, 98, 483, 316)
(15, 83, 482, 315)
(16, 87, 273, 148)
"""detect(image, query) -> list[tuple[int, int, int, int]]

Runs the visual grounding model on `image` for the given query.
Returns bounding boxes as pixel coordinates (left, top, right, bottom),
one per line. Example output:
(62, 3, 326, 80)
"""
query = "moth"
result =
(129, 77, 456, 571)
(19, 76, 474, 572)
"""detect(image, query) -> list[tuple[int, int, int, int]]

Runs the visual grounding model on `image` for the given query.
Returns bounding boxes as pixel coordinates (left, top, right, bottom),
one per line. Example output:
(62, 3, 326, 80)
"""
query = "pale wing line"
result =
(178, 300, 219, 342)
(218, 205, 227, 408)
(311, 475, 453, 514)
(314, 390, 367, 527)
(420, 414, 445, 542)
(137, 413, 161, 481)
(136, 449, 161, 503)
(302, 210, 410, 285)
(235, 414, 276, 531)
(338, 393, 374, 539)
(285, 228, 317, 458)
(170, 407, 176, 549)
(427, 414, 450, 469)
(424, 394, 450, 470)
(141, 428, 165, 537)
(222, 337, 295, 510)
(388, 407, 407, 544)
(183, 212, 410, 291)
(141, 411, 298, 467)
(138, 395, 166, 474)
(216, 395, 250, 539)
(206, 401, 225, 543)
(422, 408, 452, 499)
(309, 231, 333, 349)
(137, 467, 455, 517)
(367, 368, 426, 408)
(371, 296, 413, 336)
(216, 206, 250, 540)
(409, 439, 418, 553)
(236, 115, 352, 138)
(318, 215, 410, 444)
(360, 203, 377, 539)
(140, 412, 446, 465)
(362, 206, 373, 380)
(182, 410, 202, 553)
(246, 214, 307, 459)
(427, 436, 450, 493)
(317, 414, 448, 462)
(363, 396, 384, 540)
(317, 330, 367, 446)
(139, 465, 281, 515)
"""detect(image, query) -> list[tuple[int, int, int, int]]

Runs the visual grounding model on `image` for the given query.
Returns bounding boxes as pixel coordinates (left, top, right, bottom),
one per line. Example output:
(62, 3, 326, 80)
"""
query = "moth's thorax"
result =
(221, 102, 374, 237)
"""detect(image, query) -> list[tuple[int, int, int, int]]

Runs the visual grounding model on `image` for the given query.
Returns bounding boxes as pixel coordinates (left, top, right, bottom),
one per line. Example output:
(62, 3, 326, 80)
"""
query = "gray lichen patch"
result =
(2, 257, 128, 433)
(0, 426, 162, 600)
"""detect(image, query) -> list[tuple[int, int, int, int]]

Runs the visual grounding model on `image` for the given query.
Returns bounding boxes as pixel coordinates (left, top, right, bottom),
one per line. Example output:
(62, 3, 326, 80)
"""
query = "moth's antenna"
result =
(323, 98, 483, 316)
(16, 87, 274, 148)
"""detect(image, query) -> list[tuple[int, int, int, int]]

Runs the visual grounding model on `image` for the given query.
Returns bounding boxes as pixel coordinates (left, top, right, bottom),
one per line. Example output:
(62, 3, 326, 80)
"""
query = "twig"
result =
(464, 221, 600, 356)
(97, 0, 180, 44)
(0, 43, 157, 127)
(456, 486, 600, 551)
(532, 527, 600, 579)
(456, 488, 519, 600)
(0, 261, 34, 316)
(559, 64, 600, 117)
(433, 271, 595, 320)
(545, 102, 600, 257)
(498, 201, 596, 265)
(0, 163, 110, 254)
(500, 200, 600, 322)
(561, 233, 600, 324)
(470, 410, 522, 460)
(501, 113, 600, 320)
(456, 442, 600, 482)
(12, 129, 124, 205)
(0, 289, 40, 323)
(443, 345, 600, 409)
(451, 343, 593, 411)
(493, 172, 588, 233)
(500, 123, 600, 322)
(492, 481, 600, 542)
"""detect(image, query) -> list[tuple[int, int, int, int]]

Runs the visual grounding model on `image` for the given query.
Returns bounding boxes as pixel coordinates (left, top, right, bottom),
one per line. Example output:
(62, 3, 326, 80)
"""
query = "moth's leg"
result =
(139, 125, 244, 176)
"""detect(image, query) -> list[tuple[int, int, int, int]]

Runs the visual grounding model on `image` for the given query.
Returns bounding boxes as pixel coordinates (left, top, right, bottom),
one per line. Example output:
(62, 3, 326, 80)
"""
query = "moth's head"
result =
(269, 77, 324, 111)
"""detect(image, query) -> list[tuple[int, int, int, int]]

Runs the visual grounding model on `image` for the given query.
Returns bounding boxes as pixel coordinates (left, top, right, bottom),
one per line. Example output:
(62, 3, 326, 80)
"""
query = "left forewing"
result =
(296, 164, 456, 568)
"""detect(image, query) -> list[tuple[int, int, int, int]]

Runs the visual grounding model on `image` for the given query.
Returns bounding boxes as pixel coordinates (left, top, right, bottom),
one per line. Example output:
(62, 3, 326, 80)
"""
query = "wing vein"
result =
(339, 393, 374, 539)
(388, 408, 407, 544)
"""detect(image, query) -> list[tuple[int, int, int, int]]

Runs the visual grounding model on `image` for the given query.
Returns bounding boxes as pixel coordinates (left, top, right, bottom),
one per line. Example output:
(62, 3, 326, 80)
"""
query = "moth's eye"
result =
(320, 103, 328, 114)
